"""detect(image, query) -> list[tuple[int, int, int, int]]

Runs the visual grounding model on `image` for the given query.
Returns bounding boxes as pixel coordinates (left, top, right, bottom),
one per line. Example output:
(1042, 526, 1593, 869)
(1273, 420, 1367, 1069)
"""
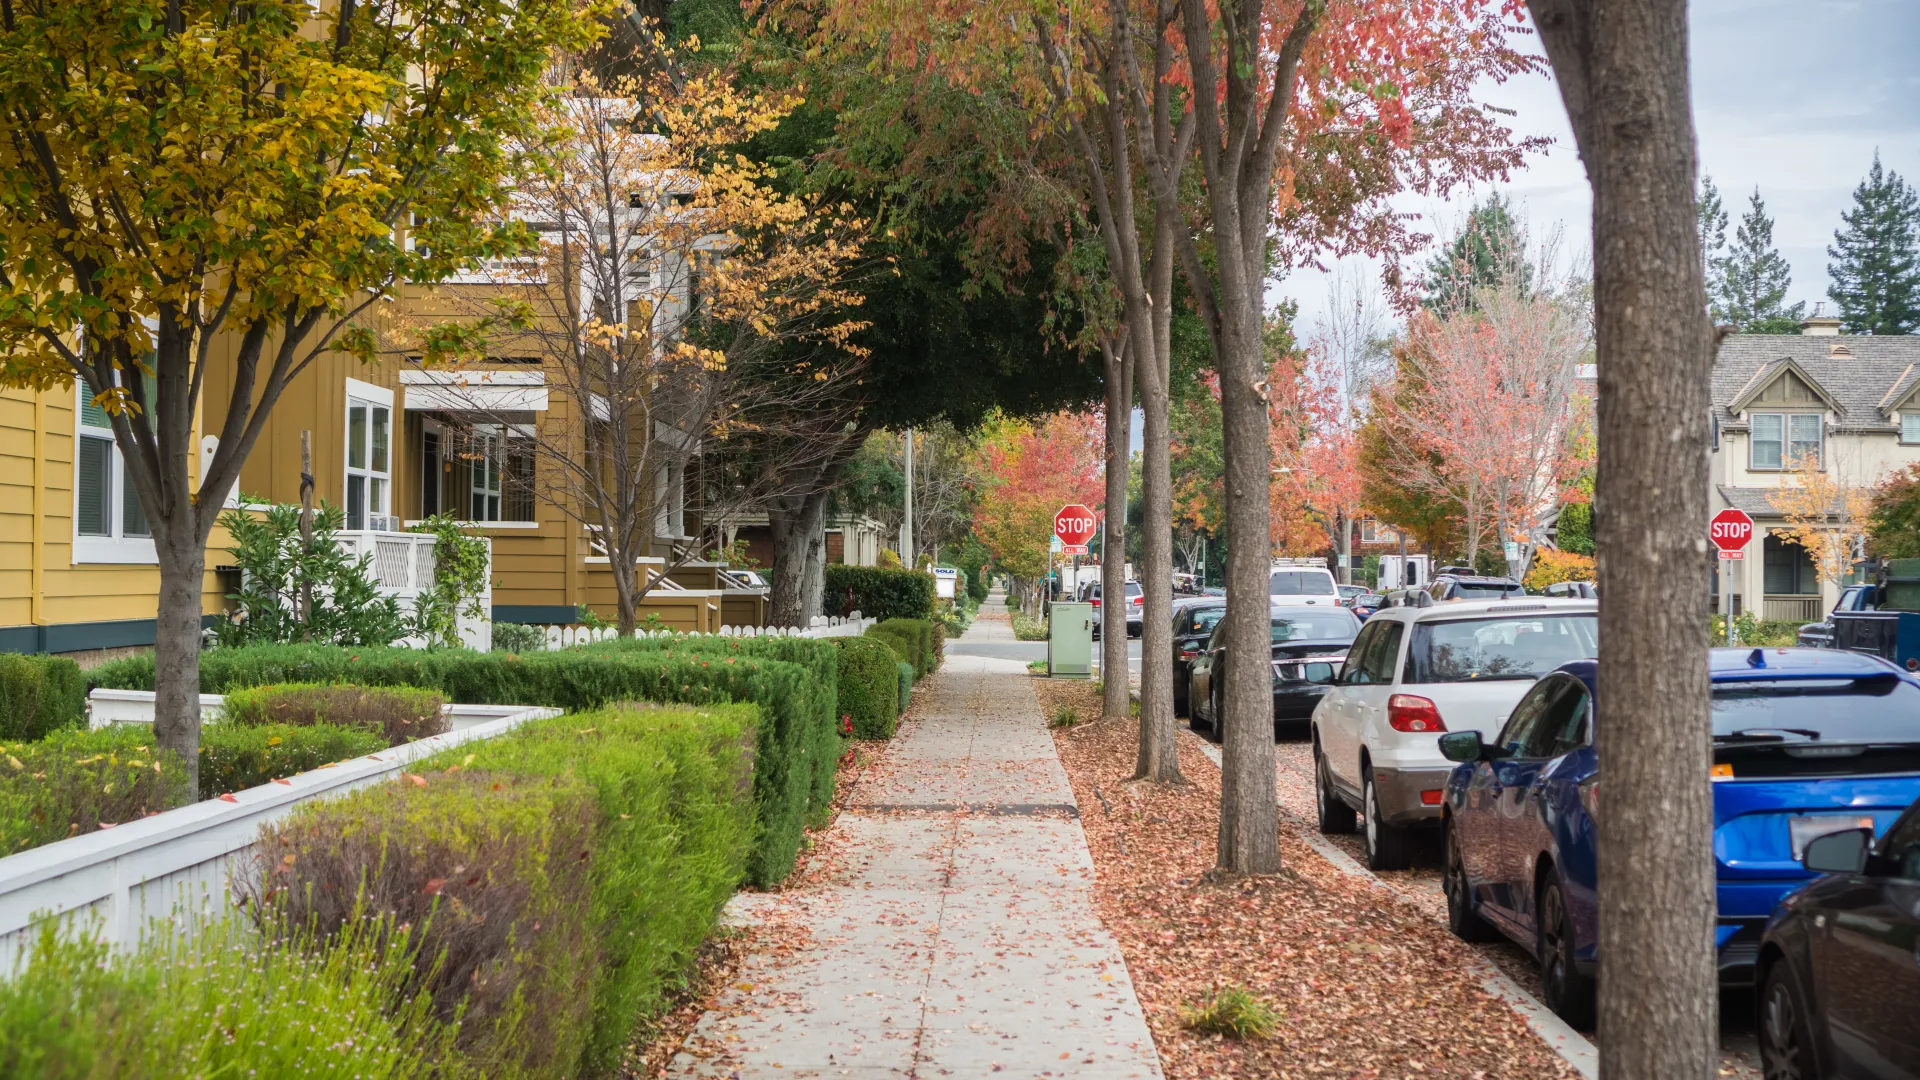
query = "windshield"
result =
(1452, 583, 1522, 599)
(1270, 571, 1335, 595)
(1712, 677, 1920, 742)
(1408, 614, 1598, 683)
(1272, 611, 1359, 642)
(1191, 607, 1225, 634)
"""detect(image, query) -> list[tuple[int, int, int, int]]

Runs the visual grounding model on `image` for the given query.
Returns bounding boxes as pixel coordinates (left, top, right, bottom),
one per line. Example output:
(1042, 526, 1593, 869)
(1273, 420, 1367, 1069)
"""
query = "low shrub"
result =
(1048, 704, 1078, 729)
(867, 626, 916, 672)
(0, 726, 185, 855)
(1011, 611, 1049, 641)
(93, 641, 837, 887)
(831, 637, 899, 739)
(1182, 984, 1281, 1040)
(0, 917, 452, 1077)
(824, 564, 936, 621)
(872, 618, 936, 676)
(197, 722, 386, 799)
(243, 770, 601, 1079)
(434, 705, 758, 1074)
(220, 682, 448, 746)
(896, 661, 914, 715)
(0, 652, 87, 741)
(492, 620, 548, 653)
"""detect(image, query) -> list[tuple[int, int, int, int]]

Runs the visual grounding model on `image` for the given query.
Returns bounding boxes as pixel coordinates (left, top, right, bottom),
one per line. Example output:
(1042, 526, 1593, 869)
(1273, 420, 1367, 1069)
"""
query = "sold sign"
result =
(1710, 508, 1754, 554)
(1054, 504, 1096, 553)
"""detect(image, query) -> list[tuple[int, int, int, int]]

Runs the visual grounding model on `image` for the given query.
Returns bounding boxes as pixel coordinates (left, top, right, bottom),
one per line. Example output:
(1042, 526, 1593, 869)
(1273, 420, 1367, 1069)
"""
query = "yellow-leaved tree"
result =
(1768, 451, 1875, 592)
(0, 0, 603, 788)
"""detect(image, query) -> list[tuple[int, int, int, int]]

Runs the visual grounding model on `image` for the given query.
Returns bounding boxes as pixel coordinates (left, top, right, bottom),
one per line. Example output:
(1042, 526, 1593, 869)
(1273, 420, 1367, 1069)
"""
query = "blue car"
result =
(1438, 647, 1920, 1029)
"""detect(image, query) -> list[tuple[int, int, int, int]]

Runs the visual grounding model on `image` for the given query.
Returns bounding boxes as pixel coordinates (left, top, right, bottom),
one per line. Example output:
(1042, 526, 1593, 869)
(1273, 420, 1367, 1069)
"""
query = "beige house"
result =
(1710, 317, 1920, 622)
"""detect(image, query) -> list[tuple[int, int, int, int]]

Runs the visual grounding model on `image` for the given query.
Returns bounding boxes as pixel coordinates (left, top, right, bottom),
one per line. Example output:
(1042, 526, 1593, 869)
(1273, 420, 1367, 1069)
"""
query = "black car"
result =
(1758, 798, 1920, 1079)
(1187, 606, 1359, 740)
(1172, 598, 1227, 716)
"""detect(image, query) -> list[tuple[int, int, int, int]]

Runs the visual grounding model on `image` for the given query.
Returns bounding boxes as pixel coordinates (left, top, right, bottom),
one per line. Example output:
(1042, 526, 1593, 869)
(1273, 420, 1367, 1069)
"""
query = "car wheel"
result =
(1361, 769, 1410, 871)
(1537, 878, 1596, 1030)
(1206, 686, 1224, 743)
(1443, 818, 1499, 943)
(1760, 960, 1816, 1080)
(1315, 743, 1356, 834)
(1187, 680, 1206, 732)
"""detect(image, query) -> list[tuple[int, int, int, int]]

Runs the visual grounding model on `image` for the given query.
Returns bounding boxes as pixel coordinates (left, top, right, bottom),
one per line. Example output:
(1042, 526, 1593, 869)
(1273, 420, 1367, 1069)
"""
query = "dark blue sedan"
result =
(1438, 647, 1920, 1029)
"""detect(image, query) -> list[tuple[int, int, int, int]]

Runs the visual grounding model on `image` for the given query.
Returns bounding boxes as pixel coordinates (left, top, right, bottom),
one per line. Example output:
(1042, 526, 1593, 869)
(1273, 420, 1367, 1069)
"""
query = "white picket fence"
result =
(0, 704, 559, 973)
(540, 613, 873, 650)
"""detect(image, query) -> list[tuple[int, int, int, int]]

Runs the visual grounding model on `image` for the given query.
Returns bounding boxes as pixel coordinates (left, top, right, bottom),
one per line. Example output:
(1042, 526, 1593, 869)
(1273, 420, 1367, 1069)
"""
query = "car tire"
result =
(1537, 878, 1596, 1030)
(1315, 743, 1356, 834)
(1362, 769, 1410, 871)
(1760, 959, 1817, 1080)
(1205, 687, 1224, 743)
(1187, 680, 1206, 732)
(1443, 818, 1499, 943)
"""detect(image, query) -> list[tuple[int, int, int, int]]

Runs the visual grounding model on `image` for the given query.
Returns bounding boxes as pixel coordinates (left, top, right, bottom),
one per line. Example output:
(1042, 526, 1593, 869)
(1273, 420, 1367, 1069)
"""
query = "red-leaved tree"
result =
(971, 412, 1105, 615)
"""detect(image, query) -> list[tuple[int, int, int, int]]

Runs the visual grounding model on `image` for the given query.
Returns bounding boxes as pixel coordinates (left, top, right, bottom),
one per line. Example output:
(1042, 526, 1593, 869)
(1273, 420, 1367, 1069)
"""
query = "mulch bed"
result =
(1036, 675, 1580, 1079)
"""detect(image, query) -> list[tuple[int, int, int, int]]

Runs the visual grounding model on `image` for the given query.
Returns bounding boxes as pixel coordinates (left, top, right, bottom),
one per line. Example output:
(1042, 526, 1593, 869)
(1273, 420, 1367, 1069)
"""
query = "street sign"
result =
(1054, 504, 1097, 551)
(1503, 541, 1521, 563)
(1049, 534, 1063, 553)
(1719, 549, 1746, 560)
(1710, 509, 1754, 554)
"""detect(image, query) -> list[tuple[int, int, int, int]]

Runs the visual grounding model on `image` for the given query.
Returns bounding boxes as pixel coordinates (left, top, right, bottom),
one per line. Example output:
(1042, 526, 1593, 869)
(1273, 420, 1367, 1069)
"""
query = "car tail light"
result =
(1579, 775, 1599, 821)
(1420, 790, 1444, 806)
(1090, 598, 1101, 608)
(1179, 647, 1201, 661)
(1131, 595, 1143, 606)
(1387, 694, 1445, 733)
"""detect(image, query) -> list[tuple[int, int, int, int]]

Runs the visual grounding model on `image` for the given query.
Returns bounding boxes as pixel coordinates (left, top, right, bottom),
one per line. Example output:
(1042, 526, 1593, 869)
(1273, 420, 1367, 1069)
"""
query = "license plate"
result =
(1788, 814, 1876, 860)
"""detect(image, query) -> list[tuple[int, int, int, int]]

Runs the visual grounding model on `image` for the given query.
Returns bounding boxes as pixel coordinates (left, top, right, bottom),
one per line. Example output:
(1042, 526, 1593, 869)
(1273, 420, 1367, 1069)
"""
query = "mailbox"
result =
(1048, 601, 1094, 679)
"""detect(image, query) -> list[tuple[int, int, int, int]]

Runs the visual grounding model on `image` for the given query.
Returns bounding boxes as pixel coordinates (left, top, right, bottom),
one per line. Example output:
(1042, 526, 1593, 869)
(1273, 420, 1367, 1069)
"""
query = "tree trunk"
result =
(1101, 340, 1133, 722)
(1133, 221, 1182, 784)
(768, 489, 830, 627)
(613, 553, 639, 636)
(151, 530, 207, 800)
(1528, 0, 1718, 1073)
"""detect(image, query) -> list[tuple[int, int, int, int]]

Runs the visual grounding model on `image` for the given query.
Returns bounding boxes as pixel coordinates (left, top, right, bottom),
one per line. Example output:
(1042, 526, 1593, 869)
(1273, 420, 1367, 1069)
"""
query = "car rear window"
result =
(1270, 571, 1335, 595)
(1192, 608, 1225, 634)
(1712, 677, 1920, 743)
(1451, 583, 1522, 599)
(1273, 611, 1359, 642)
(1126, 582, 1143, 597)
(1406, 614, 1598, 683)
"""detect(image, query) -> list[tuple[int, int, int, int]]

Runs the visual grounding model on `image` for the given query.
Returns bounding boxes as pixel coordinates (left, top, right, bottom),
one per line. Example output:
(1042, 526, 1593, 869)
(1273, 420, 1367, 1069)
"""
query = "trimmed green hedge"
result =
(0, 653, 86, 741)
(92, 641, 838, 886)
(870, 618, 936, 677)
(220, 683, 448, 746)
(830, 637, 899, 739)
(198, 722, 386, 800)
(896, 661, 914, 716)
(825, 565, 936, 621)
(0, 726, 185, 856)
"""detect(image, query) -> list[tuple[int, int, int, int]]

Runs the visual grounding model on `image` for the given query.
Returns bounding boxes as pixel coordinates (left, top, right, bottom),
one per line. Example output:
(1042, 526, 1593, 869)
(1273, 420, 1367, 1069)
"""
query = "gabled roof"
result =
(1725, 356, 1842, 416)
(1713, 334, 1920, 433)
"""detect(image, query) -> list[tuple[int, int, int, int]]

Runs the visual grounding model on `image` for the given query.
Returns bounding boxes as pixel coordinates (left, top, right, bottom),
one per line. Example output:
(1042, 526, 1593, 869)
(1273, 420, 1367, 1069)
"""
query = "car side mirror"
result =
(1302, 662, 1336, 684)
(1438, 731, 1484, 764)
(1802, 828, 1872, 875)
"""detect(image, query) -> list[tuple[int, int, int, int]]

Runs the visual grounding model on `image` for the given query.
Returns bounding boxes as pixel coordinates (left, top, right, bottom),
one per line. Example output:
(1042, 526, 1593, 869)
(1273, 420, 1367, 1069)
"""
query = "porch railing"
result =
(1762, 594, 1821, 623)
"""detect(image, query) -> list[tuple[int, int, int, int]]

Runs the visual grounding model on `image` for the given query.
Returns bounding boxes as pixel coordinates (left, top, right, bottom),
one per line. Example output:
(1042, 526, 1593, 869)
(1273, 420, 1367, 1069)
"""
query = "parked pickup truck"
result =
(1828, 560, 1920, 671)
(1796, 583, 1875, 648)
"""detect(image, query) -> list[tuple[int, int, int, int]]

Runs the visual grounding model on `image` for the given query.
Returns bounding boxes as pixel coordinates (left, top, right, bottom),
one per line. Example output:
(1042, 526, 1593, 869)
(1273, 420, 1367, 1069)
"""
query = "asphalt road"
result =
(957, 596, 1144, 670)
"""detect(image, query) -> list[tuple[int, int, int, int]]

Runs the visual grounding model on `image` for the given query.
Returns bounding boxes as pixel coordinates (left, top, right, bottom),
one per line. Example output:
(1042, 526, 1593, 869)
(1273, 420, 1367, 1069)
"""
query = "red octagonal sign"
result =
(1710, 508, 1754, 553)
(1054, 504, 1097, 550)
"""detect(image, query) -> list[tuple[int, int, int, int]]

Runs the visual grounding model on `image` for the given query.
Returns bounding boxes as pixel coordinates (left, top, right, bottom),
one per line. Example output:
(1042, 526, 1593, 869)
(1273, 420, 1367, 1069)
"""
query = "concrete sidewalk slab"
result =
(667, 622, 1161, 1080)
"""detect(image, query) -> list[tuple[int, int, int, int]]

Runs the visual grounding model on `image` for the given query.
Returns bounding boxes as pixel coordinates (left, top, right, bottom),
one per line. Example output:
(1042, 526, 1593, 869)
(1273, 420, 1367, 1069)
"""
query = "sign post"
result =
(1710, 509, 1755, 644)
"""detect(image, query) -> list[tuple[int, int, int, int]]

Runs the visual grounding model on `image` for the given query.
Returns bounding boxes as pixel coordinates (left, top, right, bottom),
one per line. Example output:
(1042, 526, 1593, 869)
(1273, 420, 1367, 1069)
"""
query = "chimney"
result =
(1800, 316, 1843, 336)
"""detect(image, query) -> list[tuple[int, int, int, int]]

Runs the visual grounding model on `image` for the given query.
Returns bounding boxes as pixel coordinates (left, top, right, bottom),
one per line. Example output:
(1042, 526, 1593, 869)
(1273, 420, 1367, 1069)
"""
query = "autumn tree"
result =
(0, 0, 600, 789)
(970, 412, 1105, 615)
(1527, 0, 1720, 1070)
(1768, 451, 1874, 591)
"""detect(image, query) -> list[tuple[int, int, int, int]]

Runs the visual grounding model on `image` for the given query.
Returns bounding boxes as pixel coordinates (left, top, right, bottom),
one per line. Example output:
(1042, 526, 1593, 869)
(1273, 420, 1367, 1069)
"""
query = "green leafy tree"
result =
(1714, 189, 1806, 333)
(1422, 193, 1531, 315)
(214, 500, 406, 649)
(1828, 153, 1920, 335)
(0, 0, 602, 789)
(1869, 464, 1920, 559)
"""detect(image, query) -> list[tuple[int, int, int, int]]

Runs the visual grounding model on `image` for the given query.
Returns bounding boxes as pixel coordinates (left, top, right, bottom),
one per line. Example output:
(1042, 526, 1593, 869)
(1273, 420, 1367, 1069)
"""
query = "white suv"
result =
(1269, 563, 1339, 606)
(1310, 598, 1599, 869)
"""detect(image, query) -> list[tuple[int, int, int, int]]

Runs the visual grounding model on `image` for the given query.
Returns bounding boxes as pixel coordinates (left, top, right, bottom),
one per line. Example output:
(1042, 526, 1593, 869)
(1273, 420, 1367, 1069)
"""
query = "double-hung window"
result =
(1903, 413, 1920, 444)
(74, 380, 152, 557)
(459, 424, 535, 524)
(1750, 412, 1822, 470)
(345, 380, 393, 530)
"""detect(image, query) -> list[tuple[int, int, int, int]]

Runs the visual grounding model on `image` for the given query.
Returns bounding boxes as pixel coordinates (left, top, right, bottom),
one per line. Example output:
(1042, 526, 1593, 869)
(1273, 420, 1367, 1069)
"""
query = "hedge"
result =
(870, 618, 936, 677)
(896, 661, 915, 716)
(830, 637, 899, 739)
(0, 726, 185, 856)
(429, 705, 756, 1073)
(197, 722, 386, 800)
(221, 682, 448, 746)
(0, 652, 86, 741)
(824, 564, 936, 621)
(92, 641, 837, 886)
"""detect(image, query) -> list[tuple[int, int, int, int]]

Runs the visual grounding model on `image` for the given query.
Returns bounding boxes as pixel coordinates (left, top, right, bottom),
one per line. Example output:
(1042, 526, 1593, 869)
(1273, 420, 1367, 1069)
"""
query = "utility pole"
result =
(901, 427, 915, 567)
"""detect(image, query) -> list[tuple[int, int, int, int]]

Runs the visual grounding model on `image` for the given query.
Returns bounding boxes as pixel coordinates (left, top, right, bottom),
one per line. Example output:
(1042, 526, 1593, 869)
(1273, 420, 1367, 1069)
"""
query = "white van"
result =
(1269, 561, 1339, 606)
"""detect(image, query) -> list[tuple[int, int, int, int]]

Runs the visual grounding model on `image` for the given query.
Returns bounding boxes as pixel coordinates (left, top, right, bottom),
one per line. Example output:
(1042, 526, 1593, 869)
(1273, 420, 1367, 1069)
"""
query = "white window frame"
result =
(653, 459, 687, 539)
(72, 377, 157, 565)
(1902, 413, 1920, 444)
(344, 378, 395, 531)
(1749, 411, 1823, 471)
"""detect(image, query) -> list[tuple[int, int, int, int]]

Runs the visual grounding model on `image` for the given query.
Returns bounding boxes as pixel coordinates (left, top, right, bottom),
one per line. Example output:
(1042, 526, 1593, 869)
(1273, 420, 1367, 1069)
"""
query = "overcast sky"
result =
(1273, 0, 1920, 339)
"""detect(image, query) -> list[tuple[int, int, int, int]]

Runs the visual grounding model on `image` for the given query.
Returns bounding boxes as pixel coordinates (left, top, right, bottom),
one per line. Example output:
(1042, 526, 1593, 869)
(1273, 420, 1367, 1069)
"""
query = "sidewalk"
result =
(668, 643, 1162, 1078)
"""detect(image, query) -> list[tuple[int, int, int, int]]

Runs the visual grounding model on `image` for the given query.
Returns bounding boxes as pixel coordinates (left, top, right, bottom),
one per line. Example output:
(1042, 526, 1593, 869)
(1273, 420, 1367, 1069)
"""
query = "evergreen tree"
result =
(1714, 189, 1805, 333)
(1698, 174, 1728, 282)
(1422, 192, 1529, 315)
(1828, 153, 1920, 335)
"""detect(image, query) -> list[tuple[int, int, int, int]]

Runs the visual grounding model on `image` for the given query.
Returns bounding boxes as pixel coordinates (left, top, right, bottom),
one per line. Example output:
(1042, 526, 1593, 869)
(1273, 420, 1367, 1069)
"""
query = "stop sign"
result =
(1710, 508, 1754, 553)
(1054, 504, 1097, 550)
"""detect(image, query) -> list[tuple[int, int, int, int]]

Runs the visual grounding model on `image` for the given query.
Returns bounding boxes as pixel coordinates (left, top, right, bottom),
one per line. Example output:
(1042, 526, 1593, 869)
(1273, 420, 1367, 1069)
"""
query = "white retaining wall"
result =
(0, 705, 558, 973)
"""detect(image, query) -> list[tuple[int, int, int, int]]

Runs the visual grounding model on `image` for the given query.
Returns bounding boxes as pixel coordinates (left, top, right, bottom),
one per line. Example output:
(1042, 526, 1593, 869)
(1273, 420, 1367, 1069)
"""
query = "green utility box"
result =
(1885, 559, 1920, 611)
(1048, 601, 1094, 679)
